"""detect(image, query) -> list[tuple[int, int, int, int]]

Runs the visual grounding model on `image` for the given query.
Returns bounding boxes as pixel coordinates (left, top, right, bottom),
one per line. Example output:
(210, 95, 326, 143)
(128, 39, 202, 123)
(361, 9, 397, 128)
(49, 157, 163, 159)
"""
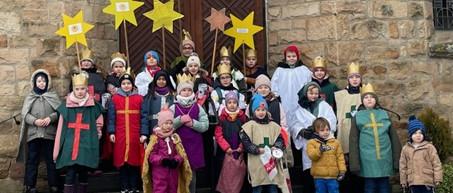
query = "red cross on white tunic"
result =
(68, 113, 90, 160)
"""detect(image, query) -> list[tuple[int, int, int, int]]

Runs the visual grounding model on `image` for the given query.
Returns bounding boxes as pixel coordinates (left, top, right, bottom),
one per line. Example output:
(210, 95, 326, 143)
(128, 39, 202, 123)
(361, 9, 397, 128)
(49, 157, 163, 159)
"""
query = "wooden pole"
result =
(75, 42, 81, 71)
(242, 43, 246, 73)
(162, 29, 166, 70)
(123, 22, 131, 69)
(211, 29, 218, 74)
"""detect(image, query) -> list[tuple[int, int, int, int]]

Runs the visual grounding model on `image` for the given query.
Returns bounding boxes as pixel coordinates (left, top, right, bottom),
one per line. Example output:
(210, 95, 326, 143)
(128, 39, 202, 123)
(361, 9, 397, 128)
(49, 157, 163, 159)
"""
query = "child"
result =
(399, 116, 442, 193)
(349, 83, 402, 193)
(108, 69, 144, 193)
(170, 74, 209, 193)
(214, 91, 248, 192)
(271, 45, 312, 128)
(311, 56, 339, 111)
(184, 55, 213, 107)
(106, 52, 127, 96)
(136, 50, 162, 96)
(170, 30, 196, 80)
(17, 69, 61, 193)
(244, 49, 268, 102)
(79, 48, 106, 102)
(240, 94, 289, 193)
(287, 82, 337, 193)
(211, 63, 247, 112)
(212, 46, 246, 92)
(53, 72, 103, 193)
(307, 117, 346, 193)
(141, 70, 175, 137)
(142, 108, 192, 193)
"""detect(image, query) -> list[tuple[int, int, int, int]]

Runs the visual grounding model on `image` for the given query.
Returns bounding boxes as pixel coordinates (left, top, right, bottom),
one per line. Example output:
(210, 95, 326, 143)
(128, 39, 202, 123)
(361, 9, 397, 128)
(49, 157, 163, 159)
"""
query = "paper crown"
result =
(183, 29, 192, 41)
(220, 46, 230, 58)
(347, 62, 360, 75)
(217, 63, 231, 75)
(81, 48, 93, 63)
(72, 71, 89, 87)
(176, 73, 194, 84)
(246, 49, 257, 58)
(312, 56, 327, 69)
(111, 52, 127, 61)
(361, 83, 375, 95)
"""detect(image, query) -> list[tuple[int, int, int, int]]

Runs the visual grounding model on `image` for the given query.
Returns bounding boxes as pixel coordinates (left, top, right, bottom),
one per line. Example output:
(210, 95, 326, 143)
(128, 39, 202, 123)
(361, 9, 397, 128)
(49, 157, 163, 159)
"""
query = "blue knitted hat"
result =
(408, 115, 426, 137)
(144, 50, 160, 66)
(251, 94, 268, 112)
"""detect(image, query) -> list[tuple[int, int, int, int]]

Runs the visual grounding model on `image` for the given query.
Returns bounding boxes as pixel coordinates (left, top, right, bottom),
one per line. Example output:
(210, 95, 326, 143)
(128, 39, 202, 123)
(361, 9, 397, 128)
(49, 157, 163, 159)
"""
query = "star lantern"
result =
(143, 0, 184, 33)
(223, 12, 263, 53)
(204, 8, 231, 32)
(102, 0, 145, 29)
(55, 10, 94, 48)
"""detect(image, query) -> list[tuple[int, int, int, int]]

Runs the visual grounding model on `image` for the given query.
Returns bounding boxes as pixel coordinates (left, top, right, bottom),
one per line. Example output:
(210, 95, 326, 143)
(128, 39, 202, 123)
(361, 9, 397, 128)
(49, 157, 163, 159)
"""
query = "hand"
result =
(34, 119, 44, 127)
(109, 134, 115, 143)
(435, 181, 441, 186)
(226, 148, 233, 155)
(180, 115, 191, 123)
(236, 147, 243, 153)
(140, 135, 148, 143)
(259, 148, 265, 154)
(401, 183, 407, 189)
(337, 173, 345, 181)
(184, 120, 193, 127)
(98, 133, 102, 140)
(42, 117, 51, 127)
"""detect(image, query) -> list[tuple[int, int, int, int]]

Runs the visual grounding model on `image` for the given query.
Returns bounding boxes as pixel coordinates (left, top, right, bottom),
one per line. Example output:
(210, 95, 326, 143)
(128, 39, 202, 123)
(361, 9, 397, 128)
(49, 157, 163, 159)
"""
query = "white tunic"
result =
(135, 71, 153, 96)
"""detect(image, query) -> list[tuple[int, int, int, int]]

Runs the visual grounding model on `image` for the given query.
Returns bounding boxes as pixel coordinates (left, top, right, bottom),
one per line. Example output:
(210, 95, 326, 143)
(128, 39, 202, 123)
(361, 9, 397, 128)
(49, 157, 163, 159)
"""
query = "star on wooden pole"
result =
(223, 12, 263, 53)
(102, 0, 144, 29)
(204, 8, 230, 32)
(143, 0, 184, 33)
(55, 10, 94, 49)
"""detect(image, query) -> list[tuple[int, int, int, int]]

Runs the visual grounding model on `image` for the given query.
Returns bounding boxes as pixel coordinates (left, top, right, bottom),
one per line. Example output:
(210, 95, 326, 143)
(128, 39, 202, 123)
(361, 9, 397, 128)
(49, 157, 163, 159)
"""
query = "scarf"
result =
(253, 114, 270, 124)
(346, 84, 361, 94)
(146, 66, 161, 77)
(176, 93, 196, 107)
(225, 108, 240, 120)
(69, 92, 90, 107)
(155, 87, 170, 95)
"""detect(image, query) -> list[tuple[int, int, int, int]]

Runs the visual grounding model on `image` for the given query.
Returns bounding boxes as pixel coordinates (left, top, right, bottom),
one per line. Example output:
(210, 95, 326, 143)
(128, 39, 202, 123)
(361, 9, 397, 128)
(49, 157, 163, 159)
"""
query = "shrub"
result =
(436, 163, 453, 193)
(418, 108, 453, 161)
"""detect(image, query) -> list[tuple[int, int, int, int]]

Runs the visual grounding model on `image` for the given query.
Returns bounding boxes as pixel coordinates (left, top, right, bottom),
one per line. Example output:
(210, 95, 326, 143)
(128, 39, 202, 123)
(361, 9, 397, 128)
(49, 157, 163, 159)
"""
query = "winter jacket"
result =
(399, 141, 443, 187)
(307, 137, 346, 179)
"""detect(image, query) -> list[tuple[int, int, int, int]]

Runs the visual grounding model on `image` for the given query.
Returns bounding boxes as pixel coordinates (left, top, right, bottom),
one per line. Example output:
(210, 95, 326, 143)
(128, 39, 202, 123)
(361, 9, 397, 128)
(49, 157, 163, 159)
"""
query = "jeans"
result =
(24, 139, 57, 187)
(65, 165, 89, 185)
(314, 179, 339, 193)
(119, 164, 140, 191)
(252, 184, 278, 193)
(410, 185, 434, 193)
(364, 177, 390, 193)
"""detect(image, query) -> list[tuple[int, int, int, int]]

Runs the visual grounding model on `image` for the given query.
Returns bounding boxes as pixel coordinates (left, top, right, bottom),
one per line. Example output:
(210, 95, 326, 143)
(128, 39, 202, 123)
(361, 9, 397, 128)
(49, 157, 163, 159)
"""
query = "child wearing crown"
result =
(108, 68, 145, 193)
(334, 62, 363, 193)
(106, 52, 127, 96)
(170, 74, 209, 193)
(349, 83, 401, 193)
(170, 30, 197, 80)
(211, 62, 247, 113)
(53, 72, 103, 193)
(244, 49, 268, 102)
(311, 56, 339, 111)
(136, 50, 163, 96)
(142, 107, 192, 193)
(212, 46, 247, 92)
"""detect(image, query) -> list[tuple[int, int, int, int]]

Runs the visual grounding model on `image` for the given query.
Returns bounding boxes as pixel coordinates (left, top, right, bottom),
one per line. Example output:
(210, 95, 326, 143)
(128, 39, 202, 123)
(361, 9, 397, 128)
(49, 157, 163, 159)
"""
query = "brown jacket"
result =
(307, 137, 346, 179)
(399, 141, 443, 187)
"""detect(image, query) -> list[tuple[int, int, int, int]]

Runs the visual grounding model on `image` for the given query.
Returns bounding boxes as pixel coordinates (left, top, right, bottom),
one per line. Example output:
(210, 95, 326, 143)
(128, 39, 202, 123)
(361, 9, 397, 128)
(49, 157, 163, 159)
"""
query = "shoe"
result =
(49, 186, 59, 193)
(120, 189, 129, 193)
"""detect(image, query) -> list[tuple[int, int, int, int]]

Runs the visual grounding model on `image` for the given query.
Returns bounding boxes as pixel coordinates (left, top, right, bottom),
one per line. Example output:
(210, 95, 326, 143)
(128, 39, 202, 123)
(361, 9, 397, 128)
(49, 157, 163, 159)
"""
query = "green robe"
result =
(349, 108, 401, 178)
(56, 102, 102, 169)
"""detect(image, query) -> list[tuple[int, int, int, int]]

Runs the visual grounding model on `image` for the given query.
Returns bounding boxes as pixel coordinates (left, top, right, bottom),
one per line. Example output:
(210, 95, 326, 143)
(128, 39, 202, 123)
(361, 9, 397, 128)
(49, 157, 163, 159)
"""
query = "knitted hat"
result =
(158, 106, 174, 126)
(119, 73, 135, 88)
(110, 52, 127, 67)
(255, 75, 271, 90)
(177, 81, 194, 95)
(284, 45, 300, 60)
(144, 50, 160, 66)
(186, 55, 200, 68)
(225, 91, 238, 103)
(408, 115, 426, 137)
(251, 94, 268, 112)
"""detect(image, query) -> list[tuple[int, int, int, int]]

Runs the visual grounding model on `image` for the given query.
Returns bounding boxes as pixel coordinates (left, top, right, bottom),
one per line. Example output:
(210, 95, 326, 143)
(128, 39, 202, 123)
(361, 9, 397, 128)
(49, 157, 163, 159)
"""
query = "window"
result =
(434, 0, 453, 30)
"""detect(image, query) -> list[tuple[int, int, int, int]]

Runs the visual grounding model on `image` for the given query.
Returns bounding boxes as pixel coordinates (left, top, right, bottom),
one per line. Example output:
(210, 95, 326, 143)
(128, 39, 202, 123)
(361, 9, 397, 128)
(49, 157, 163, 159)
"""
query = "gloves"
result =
(161, 158, 179, 169)
(337, 173, 345, 181)
(161, 158, 171, 167)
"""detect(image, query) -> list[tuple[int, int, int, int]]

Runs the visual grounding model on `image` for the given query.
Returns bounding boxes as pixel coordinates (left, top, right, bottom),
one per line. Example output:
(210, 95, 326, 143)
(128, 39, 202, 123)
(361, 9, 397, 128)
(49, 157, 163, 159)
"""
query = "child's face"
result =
(187, 63, 199, 76)
(182, 45, 194, 57)
(254, 107, 267, 119)
(246, 57, 257, 68)
(317, 126, 330, 139)
(307, 86, 319, 102)
(348, 74, 361, 87)
(112, 62, 125, 75)
(161, 120, 173, 132)
(121, 79, 133, 92)
(146, 55, 158, 67)
(256, 85, 270, 97)
(73, 86, 88, 99)
(313, 68, 326, 80)
(220, 57, 231, 66)
(226, 100, 238, 112)
(411, 130, 424, 143)
(156, 76, 167, 88)
(219, 74, 232, 87)
(36, 76, 47, 90)
(180, 88, 193, 97)
(81, 60, 93, 69)
(363, 94, 376, 109)
(285, 51, 298, 65)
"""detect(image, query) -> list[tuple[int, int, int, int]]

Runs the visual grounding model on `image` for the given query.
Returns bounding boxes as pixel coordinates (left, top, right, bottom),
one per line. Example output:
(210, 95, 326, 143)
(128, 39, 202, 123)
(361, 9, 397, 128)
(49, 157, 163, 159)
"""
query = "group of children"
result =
(17, 38, 443, 193)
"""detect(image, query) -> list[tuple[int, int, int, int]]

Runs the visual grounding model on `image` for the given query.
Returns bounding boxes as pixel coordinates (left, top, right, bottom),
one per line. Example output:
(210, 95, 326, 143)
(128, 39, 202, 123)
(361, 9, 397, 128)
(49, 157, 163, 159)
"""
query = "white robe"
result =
(287, 101, 337, 170)
(135, 71, 176, 96)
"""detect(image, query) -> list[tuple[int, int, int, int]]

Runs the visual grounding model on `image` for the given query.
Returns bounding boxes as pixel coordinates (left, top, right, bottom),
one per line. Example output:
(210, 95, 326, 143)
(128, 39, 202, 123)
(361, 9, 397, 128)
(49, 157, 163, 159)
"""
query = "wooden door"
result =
(120, 0, 266, 74)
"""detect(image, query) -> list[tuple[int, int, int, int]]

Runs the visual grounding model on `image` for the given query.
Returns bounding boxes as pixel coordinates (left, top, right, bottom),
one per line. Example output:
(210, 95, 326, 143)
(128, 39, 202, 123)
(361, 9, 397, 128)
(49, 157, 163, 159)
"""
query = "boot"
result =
(76, 183, 88, 193)
(49, 186, 59, 193)
(63, 184, 75, 193)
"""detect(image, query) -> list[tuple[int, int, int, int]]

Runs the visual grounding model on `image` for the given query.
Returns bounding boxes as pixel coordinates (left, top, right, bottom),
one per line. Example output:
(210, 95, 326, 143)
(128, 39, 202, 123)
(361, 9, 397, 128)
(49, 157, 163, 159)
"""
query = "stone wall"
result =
(267, 0, 453, 134)
(0, 0, 116, 192)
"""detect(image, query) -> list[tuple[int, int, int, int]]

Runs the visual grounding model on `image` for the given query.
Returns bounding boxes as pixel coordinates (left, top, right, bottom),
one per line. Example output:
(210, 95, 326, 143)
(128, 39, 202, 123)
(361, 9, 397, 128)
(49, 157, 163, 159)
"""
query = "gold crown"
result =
(361, 83, 375, 95)
(72, 71, 89, 87)
(81, 47, 93, 62)
(246, 49, 257, 58)
(176, 73, 194, 84)
(217, 63, 231, 75)
(120, 67, 134, 79)
(111, 52, 127, 61)
(220, 46, 230, 58)
(183, 29, 192, 41)
(312, 56, 327, 69)
(347, 62, 360, 75)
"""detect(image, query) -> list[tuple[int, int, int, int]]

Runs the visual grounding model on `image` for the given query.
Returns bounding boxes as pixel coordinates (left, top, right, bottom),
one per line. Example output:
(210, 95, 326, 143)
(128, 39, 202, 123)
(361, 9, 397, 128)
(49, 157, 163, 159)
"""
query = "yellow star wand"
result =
(103, 0, 144, 68)
(55, 10, 94, 69)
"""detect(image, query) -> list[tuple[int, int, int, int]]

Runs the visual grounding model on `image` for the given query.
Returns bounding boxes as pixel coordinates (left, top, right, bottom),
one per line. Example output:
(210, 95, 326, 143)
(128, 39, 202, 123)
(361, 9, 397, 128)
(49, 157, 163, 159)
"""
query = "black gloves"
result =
(162, 158, 179, 169)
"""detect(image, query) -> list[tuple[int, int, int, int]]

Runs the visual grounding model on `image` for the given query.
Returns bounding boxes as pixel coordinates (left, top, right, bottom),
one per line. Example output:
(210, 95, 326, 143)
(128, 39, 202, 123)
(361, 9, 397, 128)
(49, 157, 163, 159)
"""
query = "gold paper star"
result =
(223, 12, 263, 52)
(143, 0, 184, 33)
(55, 10, 94, 48)
(204, 8, 230, 32)
(103, 0, 144, 29)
